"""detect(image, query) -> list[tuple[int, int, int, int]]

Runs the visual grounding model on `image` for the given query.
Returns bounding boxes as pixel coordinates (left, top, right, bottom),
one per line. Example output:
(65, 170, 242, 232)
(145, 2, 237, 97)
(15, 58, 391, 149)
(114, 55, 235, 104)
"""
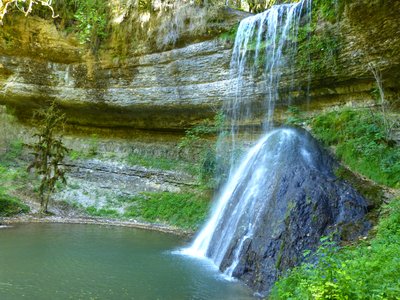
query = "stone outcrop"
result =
(0, 1, 399, 132)
(54, 158, 196, 211)
(215, 128, 369, 295)
(306, 0, 400, 106)
(0, 39, 234, 130)
(0, 8, 246, 131)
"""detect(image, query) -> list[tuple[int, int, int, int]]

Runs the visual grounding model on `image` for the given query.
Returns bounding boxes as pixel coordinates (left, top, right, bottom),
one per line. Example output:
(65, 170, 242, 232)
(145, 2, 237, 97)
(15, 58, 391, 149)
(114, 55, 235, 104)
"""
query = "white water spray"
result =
(182, 0, 312, 279)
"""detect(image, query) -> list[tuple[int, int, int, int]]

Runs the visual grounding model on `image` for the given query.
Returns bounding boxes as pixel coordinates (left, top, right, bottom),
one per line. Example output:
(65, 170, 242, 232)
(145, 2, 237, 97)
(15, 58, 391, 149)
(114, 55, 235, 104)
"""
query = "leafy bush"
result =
(48, 0, 109, 50)
(311, 109, 400, 188)
(179, 112, 224, 187)
(271, 198, 400, 299)
(124, 192, 210, 230)
(0, 193, 29, 217)
(73, 0, 109, 49)
(0, 139, 24, 166)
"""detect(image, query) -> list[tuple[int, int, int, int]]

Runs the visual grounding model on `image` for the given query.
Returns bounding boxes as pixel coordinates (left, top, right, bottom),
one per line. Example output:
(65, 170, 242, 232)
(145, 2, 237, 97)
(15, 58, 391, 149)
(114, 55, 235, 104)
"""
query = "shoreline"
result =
(0, 215, 194, 236)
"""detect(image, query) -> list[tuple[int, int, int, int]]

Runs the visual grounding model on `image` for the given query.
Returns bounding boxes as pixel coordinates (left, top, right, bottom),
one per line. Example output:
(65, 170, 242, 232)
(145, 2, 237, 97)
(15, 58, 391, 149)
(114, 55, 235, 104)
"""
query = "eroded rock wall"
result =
(0, 1, 399, 132)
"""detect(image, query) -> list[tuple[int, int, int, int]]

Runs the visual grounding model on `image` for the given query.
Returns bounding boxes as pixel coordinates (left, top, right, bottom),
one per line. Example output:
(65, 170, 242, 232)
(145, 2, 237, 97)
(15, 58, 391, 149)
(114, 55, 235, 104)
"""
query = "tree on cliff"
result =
(27, 102, 68, 214)
(0, 0, 57, 25)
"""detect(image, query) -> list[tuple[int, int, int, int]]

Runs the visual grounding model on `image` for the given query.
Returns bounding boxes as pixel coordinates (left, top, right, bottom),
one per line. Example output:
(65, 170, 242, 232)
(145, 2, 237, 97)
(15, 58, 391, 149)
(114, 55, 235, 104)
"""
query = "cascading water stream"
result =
(225, 0, 311, 172)
(181, 0, 312, 279)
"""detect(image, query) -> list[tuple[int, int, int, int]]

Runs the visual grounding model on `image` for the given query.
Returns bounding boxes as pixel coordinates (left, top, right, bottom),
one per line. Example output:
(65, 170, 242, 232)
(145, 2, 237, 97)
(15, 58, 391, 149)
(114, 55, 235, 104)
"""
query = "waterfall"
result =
(182, 0, 312, 279)
(225, 0, 311, 171)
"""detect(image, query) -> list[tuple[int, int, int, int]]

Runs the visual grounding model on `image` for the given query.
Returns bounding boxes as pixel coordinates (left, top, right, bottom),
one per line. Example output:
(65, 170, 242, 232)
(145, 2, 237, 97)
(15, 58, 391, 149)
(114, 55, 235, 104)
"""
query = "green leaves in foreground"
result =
(271, 198, 400, 299)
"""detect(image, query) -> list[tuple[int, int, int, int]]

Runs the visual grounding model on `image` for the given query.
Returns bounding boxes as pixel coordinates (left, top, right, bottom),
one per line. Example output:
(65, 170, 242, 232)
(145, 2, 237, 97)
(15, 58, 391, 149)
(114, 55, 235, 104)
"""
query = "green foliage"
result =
(126, 153, 196, 175)
(49, 0, 109, 50)
(271, 198, 400, 299)
(73, 0, 108, 49)
(179, 112, 224, 187)
(68, 150, 81, 160)
(311, 109, 400, 188)
(285, 106, 305, 126)
(0, 139, 24, 166)
(294, 0, 342, 75)
(179, 113, 224, 148)
(220, 24, 239, 42)
(301, 30, 339, 73)
(86, 206, 119, 218)
(124, 192, 210, 230)
(312, 0, 340, 23)
(138, 0, 152, 12)
(27, 102, 69, 213)
(0, 192, 29, 217)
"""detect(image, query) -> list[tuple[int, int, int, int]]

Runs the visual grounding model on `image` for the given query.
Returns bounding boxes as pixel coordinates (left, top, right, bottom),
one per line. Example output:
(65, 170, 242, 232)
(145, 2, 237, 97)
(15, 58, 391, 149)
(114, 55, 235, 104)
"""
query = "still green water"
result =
(0, 223, 254, 300)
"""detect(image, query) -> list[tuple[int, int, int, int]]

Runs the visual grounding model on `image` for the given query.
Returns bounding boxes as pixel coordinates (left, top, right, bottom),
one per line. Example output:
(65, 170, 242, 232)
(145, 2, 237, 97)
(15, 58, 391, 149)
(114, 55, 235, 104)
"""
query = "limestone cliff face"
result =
(0, 37, 233, 130)
(0, 0, 399, 131)
(0, 8, 245, 131)
(306, 0, 400, 106)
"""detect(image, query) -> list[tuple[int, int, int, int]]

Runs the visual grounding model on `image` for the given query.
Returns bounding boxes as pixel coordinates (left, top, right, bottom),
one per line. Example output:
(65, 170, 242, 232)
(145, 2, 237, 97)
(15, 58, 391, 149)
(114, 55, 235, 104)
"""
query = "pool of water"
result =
(0, 223, 254, 299)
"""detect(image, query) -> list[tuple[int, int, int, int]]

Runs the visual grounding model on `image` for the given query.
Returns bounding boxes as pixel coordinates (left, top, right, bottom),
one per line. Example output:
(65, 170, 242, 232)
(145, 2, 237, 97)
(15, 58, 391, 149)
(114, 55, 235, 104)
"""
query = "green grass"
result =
(85, 206, 119, 218)
(123, 192, 210, 230)
(126, 153, 197, 175)
(0, 164, 31, 216)
(81, 192, 211, 230)
(0, 192, 30, 217)
(311, 109, 400, 188)
(0, 139, 24, 167)
(271, 198, 400, 299)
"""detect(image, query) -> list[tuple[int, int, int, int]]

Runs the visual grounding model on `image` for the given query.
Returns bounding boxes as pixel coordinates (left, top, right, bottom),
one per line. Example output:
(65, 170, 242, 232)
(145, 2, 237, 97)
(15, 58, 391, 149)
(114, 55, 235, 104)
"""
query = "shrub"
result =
(311, 109, 400, 188)
(0, 193, 30, 217)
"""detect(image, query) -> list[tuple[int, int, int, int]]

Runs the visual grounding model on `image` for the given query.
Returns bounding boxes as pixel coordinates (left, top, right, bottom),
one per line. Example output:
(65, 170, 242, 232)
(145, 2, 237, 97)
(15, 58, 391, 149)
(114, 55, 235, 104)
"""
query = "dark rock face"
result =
(216, 128, 369, 295)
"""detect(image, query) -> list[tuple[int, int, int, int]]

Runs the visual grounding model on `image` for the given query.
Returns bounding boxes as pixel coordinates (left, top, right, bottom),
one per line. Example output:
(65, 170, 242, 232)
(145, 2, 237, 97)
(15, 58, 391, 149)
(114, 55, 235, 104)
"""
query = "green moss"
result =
(294, 0, 343, 75)
(302, 31, 340, 74)
(313, 0, 342, 23)
(271, 198, 400, 299)
(276, 240, 286, 269)
(219, 24, 239, 42)
(334, 166, 384, 210)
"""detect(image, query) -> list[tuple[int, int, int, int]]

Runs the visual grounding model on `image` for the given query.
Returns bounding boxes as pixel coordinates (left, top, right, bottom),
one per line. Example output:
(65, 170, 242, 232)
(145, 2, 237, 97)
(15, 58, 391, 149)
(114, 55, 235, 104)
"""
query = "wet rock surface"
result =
(214, 128, 369, 295)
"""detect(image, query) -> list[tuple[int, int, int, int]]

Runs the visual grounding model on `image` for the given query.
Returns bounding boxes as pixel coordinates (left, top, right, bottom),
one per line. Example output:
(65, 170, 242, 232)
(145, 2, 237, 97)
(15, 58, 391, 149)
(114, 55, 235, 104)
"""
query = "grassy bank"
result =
(85, 192, 210, 231)
(0, 193, 30, 217)
(310, 109, 399, 188)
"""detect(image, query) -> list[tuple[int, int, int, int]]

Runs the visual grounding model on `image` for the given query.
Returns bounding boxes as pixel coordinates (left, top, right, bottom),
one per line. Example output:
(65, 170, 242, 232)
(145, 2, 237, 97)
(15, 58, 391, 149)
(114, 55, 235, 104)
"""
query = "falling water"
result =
(182, 0, 312, 279)
(225, 0, 311, 171)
